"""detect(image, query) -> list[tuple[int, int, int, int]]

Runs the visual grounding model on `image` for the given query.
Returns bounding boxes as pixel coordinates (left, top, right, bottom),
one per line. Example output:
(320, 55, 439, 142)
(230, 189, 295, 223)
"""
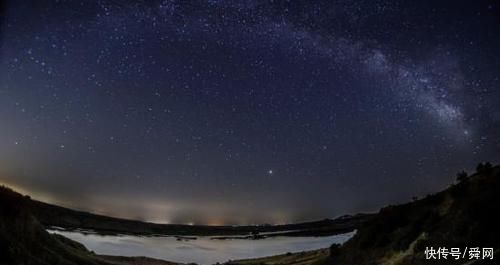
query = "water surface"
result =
(49, 229, 355, 264)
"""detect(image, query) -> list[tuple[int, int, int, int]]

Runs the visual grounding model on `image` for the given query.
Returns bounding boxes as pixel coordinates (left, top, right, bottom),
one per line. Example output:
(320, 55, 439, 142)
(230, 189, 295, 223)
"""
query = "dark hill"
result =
(325, 164, 500, 265)
(0, 185, 177, 265)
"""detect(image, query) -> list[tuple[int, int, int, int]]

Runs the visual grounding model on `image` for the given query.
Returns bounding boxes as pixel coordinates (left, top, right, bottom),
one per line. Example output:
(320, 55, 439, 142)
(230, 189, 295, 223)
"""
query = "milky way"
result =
(1, 0, 499, 224)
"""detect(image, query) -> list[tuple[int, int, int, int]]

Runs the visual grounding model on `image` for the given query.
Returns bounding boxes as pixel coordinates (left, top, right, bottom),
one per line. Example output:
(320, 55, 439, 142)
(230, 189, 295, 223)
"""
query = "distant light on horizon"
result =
(1, 0, 499, 224)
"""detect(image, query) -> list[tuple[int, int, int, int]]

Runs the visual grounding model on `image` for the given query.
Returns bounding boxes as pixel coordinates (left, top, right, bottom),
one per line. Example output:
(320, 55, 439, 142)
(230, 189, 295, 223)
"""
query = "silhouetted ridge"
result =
(0, 186, 178, 265)
(324, 164, 500, 265)
(7, 189, 369, 237)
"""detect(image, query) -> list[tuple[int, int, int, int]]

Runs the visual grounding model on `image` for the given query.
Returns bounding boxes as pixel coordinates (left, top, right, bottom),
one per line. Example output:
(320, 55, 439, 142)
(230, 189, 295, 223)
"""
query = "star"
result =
(1, 0, 498, 226)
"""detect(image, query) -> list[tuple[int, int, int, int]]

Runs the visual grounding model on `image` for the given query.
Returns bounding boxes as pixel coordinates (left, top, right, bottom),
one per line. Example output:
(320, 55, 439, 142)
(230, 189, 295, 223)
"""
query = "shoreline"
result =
(46, 225, 357, 240)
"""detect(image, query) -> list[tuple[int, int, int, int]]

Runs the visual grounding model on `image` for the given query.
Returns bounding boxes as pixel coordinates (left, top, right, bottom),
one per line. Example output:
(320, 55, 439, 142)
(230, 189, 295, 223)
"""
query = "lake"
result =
(48, 229, 355, 264)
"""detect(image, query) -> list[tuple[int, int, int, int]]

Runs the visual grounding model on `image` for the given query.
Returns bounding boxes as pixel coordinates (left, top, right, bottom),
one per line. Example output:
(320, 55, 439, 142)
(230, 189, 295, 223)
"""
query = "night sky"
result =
(1, 0, 499, 225)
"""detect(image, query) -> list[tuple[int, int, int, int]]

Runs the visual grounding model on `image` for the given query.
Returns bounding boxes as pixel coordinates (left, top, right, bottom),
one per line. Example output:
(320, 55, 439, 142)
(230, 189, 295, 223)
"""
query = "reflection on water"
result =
(49, 229, 355, 264)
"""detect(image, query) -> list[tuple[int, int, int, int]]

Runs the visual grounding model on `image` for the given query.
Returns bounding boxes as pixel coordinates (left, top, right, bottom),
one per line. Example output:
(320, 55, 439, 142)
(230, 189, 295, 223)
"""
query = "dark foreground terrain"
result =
(322, 163, 500, 265)
(0, 185, 179, 265)
(2, 163, 499, 265)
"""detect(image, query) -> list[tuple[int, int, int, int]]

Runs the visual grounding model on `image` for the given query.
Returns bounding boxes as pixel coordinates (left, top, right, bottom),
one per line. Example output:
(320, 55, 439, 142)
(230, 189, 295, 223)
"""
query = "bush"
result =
(329, 243, 341, 257)
(476, 162, 493, 175)
(456, 170, 468, 182)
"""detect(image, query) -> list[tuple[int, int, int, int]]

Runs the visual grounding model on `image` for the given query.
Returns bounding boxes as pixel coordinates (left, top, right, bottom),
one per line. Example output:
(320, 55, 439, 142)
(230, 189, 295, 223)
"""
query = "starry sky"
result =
(1, 0, 499, 225)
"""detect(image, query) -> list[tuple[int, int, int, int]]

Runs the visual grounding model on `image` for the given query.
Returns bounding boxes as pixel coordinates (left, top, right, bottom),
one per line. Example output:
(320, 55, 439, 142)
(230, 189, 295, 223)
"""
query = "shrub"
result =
(456, 170, 468, 182)
(476, 162, 493, 175)
(329, 243, 341, 257)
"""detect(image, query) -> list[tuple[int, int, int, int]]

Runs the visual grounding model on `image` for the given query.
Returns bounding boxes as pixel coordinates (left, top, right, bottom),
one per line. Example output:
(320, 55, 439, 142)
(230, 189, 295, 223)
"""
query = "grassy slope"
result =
(324, 165, 500, 265)
(226, 249, 330, 265)
(0, 186, 177, 265)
